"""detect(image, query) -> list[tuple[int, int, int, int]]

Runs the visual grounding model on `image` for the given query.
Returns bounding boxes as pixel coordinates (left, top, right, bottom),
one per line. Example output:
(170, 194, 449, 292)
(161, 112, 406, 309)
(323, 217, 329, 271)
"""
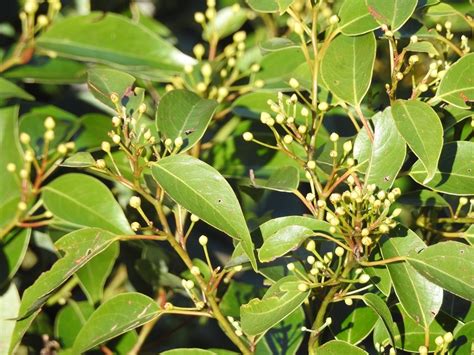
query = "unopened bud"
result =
(129, 196, 142, 209)
(199, 235, 208, 246)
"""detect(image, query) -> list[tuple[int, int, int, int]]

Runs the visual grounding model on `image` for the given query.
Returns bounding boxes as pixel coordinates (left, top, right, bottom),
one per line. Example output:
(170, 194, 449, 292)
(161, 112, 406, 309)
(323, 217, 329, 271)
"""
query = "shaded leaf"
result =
(54, 301, 95, 348)
(321, 33, 376, 106)
(331, 301, 378, 345)
(0, 229, 31, 286)
(410, 141, 474, 196)
(73, 293, 160, 353)
(0, 283, 20, 355)
(87, 68, 136, 109)
(362, 293, 397, 346)
(62, 152, 96, 168)
(204, 6, 249, 40)
(366, 0, 417, 31)
(397, 190, 450, 208)
(246, 0, 295, 13)
(405, 41, 439, 56)
(151, 155, 256, 269)
(450, 321, 474, 354)
(0, 77, 34, 101)
(407, 241, 474, 302)
(391, 100, 443, 184)
(156, 90, 218, 153)
(257, 165, 300, 192)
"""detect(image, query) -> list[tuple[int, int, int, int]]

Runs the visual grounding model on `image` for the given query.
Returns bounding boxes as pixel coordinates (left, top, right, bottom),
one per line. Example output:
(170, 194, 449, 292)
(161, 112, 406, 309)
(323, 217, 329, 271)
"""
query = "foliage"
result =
(0, 0, 473, 354)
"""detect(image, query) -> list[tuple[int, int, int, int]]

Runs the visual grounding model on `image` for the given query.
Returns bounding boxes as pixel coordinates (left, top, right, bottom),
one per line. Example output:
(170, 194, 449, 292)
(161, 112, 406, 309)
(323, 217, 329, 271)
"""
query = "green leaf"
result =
(54, 301, 95, 348)
(246, 0, 295, 13)
(151, 155, 256, 269)
(204, 6, 249, 40)
(37, 13, 195, 73)
(62, 152, 96, 168)
(338, 0, 379, 36)
(9, 228, 119, 353)
(436, 52, 474, 109)
(320, 33, 376, 106)
(75, 113, 112, 151)
(0, 77, 34, 101)
(77, 243, 120, 304)
(405, 41, 439, 56)
(3, 56, 87, 84)
(259, 216, 337, 242)
(0, 283, 20, 355)
(407, 241, 474, 302)
(42, 173, 133, 235)
(156, 90, 218, 153)
(259, 225, 314, 262)
(391, 100, 443, 184)
(162, 350, 216, 355)
(316, 340, 368, 354)
(410, 141, 474, 196)
(0, 229, 31, 286)
(380, 226, 443, 329)
(240, 276, 310, 335)
(257, 165, 300, 192)
(366, 0, 417, 31)
(0, 106, 23, 231)
(331, 301, 378, 345)
(73, 292, 160, 353)
(87, 68, 136, 109)
(254, 47, 306, 89)
(362, 293, 397, 346)
(353, 108, 406, 189)
(465, 225, 474, 246)
(450, 321, 474, 354)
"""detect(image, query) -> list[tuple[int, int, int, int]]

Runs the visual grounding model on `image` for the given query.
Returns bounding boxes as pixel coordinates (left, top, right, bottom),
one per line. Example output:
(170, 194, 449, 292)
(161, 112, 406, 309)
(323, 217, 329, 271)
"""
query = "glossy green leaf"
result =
(9, 228, 119, 352)
(353, 108, 406, 189)
(450, 321, 474, 354)
(321, 33, 376, 106)
(246, 0, 295, 13)
(258, 165, 300, 192)
(405, 41, 439, 56)
(42, 173, 133, 235)
(162, 350, 216, 355)
(259, 216, 337, 242)
(54, 301, 95, 348)
(332, 301, 378, 345)
(436, 53, 474, 109)
(204, 6, 249, 40)
(362, 293, 397, 346)
(0, 106, 23, 231)
(380, 227, 443, 329)
(407, 242, 474, 302)
(37, 13, 195, 73)
(364, 263, 391, 297)
(259, 38, 298, 53)
(465, 225, 474, 246)
(73, 292, 160, 353)
(0, 77, 34, 101)
(241, 276, 310, 335)
(3, 56, 86, 84)
(151, 155, 256, 269)
(366, 0, 417, 31)
(87, 68, 136, 109)
(221, 281, 262, 318)
(0, 229, 31, 286)
(391, 100, 443, 184)
(77, 242, 120, 304)
(0, 283, 20, 355)
(373, 304, 451, 352)
(75, 113, 111, 151)
(317, 340, 368, 354)
(410, 141, 474, 196)
(62, 152, 96, 168)
(156, 90, 218, 153)
(442, 105, 474, 131)
(338, 0, 379, 36)
(259, 225, 314, 262)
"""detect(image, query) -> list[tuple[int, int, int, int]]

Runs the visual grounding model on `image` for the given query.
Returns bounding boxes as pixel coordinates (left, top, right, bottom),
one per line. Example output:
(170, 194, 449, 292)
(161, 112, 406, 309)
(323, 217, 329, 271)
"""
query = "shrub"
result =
(0, 0, 473, 354)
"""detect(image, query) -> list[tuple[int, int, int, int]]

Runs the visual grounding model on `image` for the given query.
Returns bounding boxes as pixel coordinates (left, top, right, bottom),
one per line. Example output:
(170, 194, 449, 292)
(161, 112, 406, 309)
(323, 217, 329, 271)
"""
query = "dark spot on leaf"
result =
(218, 199, 222, 203)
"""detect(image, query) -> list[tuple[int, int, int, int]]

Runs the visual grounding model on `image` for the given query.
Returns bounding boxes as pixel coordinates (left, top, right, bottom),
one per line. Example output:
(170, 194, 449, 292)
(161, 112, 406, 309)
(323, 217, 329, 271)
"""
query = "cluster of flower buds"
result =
(319, 182, 402, 251)
(20, 0, 61, 39)
(227, 316, 244, 337)
(436, 21, 454, 40)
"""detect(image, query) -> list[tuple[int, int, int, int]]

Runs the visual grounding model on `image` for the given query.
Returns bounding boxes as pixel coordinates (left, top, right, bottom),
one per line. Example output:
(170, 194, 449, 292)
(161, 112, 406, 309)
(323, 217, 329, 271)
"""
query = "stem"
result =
(165, 234, 251, 354)
(359, 256, 406, 267)
(354, 105, 374, 142)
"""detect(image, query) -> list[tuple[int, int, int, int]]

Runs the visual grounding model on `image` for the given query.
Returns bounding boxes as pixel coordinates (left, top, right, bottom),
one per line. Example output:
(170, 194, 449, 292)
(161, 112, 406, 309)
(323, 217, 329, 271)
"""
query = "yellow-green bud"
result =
(191, 266, 201, 276)
(307, 160, 316, 169)
(243, 132, 253, 141)
(329, 132, 339, 142)
(306, 240, 316, 251)
(190, 214, 200, 222)
(57, 144, 67, 155)
(335, 246, 344, 257)
(344, 298, 353, 306)
(112, 134, 121, 144)
(443, 332, 453, 343)
(20, 132, 31, 144)
(18, 201, 28, 211)
(287, 263, 295, 271)
(110, 93, 119, 103)
(318, 102, 329, 111)
(6, 163, 16, 172)
(44, 130, 55, 142)
(233, 31, 246, 43)
(359, 274, 370, 283)
(329, 15, 339, 25)
(306, 193, 315, 201)
(44, 116, 55, 130)
(199, 235, 208, 246)
(174, 137, 184, 147)
(131, 222, 140, 231)
(289, 78, 299, 89)
(194, 12, 205, 23)
(193, 44, 205, 59)
(343, 140, 352, 153)
(298, 283, 308, 292)
(435, 336, 444, 346)
(283, 135, 293, 144)
(129, 196, 141, 209)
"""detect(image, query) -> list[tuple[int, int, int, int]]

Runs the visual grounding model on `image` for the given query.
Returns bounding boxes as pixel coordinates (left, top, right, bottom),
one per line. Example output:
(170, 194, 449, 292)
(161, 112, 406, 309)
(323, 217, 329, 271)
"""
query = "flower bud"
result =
(307, 160, 316, 169)
(443, 332, 453, 343)
(174, 136, 183, 147)
(110, 93, 119, 103)
(254, 80, 265, 88)
(57, 144, 67, 155)
(335, 247, 344, 257)
(306, 193, 315, 201)
(298, 283, 308, 292)
(283, 135, 293, 144)
(409, 55, 419, 64)
(199, 235, 208, 246)
(359, 274, 370, 283)
(201, 63, 212, 78)
(289, 78, 300, 89)
(343, 140, 352, 153)
(396, 72, 404, 80)
(193, 44, 205, 59)
(233, 31, 246, 43)
(44, 116, 55, 130)
(344, 298, 353, 306)
(44, 130, 55, 141)
(191, 266, 201, 276)
(329, 132, 339, 142)
(129, 196, 142, 209)
(307, 255, 316, 264)
(194, 12, 205, 23)
(190, 214, 200, 222)
(306, 240, 315, 251)
(435, 336, 444, 346)
(6, 163, 16, 172)
(112, 134, 121, 144)
(131, 222, 140, 231)
(410, 35, 418, 43)
(287, 263, 295, 271)
(101, 141, 111, 153)
(18, 201, 28, 211)
(329, 15, 339, 25)
(243, 132, 253, 141)
(20, 132, 31, 144)
(318, 102, 329, 111)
